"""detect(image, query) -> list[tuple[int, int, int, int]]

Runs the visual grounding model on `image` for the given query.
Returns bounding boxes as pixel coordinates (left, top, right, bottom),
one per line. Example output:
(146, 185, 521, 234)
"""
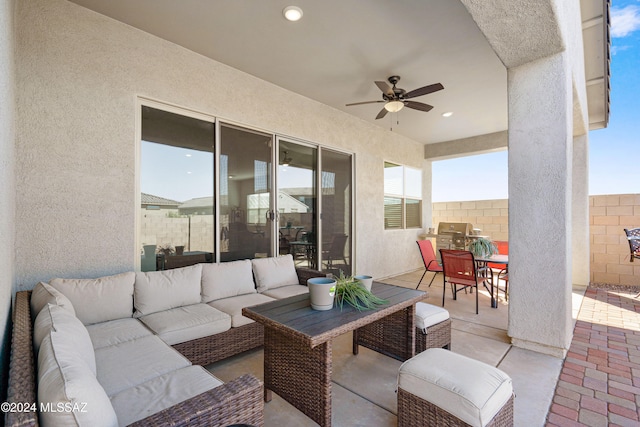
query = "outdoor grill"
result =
(435, 222, 476, 256)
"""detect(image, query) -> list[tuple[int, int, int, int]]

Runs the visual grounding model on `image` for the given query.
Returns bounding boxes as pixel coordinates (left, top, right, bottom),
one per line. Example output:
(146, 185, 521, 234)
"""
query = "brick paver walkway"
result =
(546, 286, 640, 427)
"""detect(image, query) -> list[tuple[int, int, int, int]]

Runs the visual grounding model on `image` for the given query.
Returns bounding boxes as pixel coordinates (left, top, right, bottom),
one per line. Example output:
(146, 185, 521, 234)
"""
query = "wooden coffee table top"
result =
(243, 282, 426, 348)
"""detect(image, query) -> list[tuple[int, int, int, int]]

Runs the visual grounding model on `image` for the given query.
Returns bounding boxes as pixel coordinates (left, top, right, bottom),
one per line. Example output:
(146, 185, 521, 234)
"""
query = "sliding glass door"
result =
(139, 102, 352, 271)
(140, 105, 215, 271)
(320, 149, 353, 275)
(219, 124, 274, 262)
(277, 139, 317, 268)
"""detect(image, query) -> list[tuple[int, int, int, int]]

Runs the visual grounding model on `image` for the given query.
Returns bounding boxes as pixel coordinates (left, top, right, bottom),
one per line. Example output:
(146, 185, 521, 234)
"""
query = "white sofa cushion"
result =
(261, 284, 309, 299)
(415, 302, 450, 332)
(208, 293, 275, 327)
(30, 282, 76, 321)
(398, 348, 513, 427)
(111, 366, 224, 426)
(138, 303, 230, 346)
(134, 264, 202, 317)
(201, 259, 256, 303)
(94, 334, 191, 396)
(86, 318, 153, 350)
(49, 272, 135, 325)
(33, 304, 96, 375)
(110, 366, 223, 426)
(37, 334, 118, 427)
(251, 255, 299, 293)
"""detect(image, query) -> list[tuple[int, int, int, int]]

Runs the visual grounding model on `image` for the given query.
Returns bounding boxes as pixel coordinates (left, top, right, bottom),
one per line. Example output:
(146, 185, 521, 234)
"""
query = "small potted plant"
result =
(469, 237, 498, 259)
(334, 272, 388, 311)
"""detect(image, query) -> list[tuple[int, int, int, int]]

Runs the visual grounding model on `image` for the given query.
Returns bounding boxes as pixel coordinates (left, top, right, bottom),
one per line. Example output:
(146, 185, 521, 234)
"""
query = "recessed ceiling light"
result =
(228, 175, 234, 179)
(442, 112, 453, 117)
(283, 6, 303, 21)
(185, 154, 192, 157)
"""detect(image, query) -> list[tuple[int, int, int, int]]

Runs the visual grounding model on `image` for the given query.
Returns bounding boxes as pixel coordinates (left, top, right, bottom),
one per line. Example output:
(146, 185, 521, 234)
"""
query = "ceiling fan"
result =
(346, 76, 444, 120)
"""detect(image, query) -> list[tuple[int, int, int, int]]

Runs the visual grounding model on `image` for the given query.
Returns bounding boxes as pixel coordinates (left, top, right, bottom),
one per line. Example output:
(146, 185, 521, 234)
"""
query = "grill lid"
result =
(437, 222, 473, 236)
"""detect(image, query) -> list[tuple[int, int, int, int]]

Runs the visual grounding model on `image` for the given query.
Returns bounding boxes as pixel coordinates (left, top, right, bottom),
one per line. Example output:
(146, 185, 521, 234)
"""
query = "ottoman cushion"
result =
(398, 348, 512, 427)
(415, 302, 449, 331)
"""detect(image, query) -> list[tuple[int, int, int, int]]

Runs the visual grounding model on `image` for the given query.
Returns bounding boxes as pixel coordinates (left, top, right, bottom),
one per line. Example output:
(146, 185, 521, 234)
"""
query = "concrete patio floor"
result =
(206, 269, 588, 426)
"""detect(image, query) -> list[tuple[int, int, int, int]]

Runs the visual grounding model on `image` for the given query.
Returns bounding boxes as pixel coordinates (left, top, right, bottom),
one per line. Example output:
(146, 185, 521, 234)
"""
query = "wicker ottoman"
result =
(414, 302, 451, 352)
(397, 348, 514, 427)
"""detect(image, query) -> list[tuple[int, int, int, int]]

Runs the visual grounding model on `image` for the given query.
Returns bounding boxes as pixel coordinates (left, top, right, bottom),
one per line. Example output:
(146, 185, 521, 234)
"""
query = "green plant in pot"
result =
(469, 237, 498, 258)
(334, 271, 388, 311)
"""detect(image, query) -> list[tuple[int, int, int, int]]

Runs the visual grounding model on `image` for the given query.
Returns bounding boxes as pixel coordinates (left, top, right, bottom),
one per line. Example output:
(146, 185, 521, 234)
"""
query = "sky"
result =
(432, 0, 640, 202)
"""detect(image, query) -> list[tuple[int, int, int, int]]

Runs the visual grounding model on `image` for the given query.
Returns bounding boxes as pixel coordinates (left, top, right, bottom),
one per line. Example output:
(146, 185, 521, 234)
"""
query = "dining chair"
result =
(487, 240, 509, 301)
(624, 228, 640, 263)
(416, 240, 443, 289)
(439, 249, 493, 314)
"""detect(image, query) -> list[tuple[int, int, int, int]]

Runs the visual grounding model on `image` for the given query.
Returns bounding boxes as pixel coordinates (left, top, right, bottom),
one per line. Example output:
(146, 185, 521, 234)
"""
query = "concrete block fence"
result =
(432, 193, 640, 287)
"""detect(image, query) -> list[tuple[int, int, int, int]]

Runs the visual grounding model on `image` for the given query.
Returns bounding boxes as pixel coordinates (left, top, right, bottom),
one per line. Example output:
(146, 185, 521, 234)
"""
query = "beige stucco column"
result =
(507, 52, 574, 357)
(573, 135, 590, 288)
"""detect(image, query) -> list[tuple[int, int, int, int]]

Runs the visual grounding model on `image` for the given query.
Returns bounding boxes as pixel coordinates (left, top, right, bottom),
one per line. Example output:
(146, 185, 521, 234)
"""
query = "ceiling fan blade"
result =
(375, 81, 394, 97)
(375, 107, 388, 120)
(404, 83, 444, 99)
(345, 100, 385, 107)
(404, 101, 434, 112)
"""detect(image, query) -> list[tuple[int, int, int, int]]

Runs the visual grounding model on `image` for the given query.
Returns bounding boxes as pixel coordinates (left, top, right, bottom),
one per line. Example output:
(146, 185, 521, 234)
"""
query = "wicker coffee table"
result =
(242, 282, 425, 427)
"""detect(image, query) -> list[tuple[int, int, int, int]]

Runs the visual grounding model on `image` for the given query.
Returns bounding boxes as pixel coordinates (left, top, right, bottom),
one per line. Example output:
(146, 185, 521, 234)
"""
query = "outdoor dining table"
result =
(242, 282, 426, 427)
(474, 254, 508, 308)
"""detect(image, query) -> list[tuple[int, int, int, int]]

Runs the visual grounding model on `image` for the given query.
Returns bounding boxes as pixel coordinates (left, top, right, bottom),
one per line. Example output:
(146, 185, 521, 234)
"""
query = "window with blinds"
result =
(383, 162, 422, 229)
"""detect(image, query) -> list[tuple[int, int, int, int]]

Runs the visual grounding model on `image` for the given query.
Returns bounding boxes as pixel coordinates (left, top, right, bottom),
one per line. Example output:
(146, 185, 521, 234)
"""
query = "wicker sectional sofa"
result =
(6, 255, 323, 427)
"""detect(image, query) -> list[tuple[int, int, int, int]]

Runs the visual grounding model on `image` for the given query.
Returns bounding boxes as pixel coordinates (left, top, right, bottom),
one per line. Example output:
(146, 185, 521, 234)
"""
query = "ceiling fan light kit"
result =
(346, 75, 444, 120)
(384, 100, 404, 113)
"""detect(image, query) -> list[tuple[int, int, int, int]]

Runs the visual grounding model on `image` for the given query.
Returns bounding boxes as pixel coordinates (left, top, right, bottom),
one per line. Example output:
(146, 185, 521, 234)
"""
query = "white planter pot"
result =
(307, 277, 337, 311)
(354, 275, 373, 291)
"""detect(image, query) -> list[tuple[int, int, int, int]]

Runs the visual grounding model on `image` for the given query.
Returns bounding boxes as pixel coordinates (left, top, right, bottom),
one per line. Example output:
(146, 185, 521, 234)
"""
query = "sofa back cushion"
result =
(251, 255, 300, 293)
(134, 264, 202, 317)
(33, 304, 96, 375)
(201, 259, 256, 303)
(38, 334, 117, 427)
(49, 272, 135, 326)
(30, 282, 76, 321)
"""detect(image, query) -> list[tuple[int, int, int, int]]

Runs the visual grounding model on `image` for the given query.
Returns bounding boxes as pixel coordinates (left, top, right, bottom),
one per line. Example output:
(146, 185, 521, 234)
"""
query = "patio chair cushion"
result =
(208, 293, 276, 327)
(138, 303, 231, 345)
(414, 302, 450, 332)
(30, 281, 76, 321)
(110, 365, 223, 426)
(252, 254, 299, 293)
(86, 318, 154, 350)
(201, 259, 256, 303)
(261, 284, 309, 299)
(37, 334, 118, 427)
(134, 264, 202, 317)
(33, 303, 96, 375)
(398, 348, 513, 427)
(94, 334, 191, 396)
(49, 272, 135, 325)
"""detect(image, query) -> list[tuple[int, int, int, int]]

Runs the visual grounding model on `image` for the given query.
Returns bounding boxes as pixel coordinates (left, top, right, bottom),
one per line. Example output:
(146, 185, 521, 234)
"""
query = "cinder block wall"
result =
(432, 194, 640, 286)
(590, 194, 640, 286)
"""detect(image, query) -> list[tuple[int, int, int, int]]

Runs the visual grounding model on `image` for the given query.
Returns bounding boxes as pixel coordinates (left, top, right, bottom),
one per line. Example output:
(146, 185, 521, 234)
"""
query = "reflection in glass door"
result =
(277, 140, 317, 268)
(320, 149, 353, 275)
(219, 124, 273, 262)
(140, 105, 215, 271)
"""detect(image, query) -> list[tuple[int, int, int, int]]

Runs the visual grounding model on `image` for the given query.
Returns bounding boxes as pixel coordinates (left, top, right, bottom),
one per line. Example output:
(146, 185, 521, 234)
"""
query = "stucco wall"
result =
(432, 194, 640, 286)
(0, 0, 16, 400)
(15, 0, 426, 287)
